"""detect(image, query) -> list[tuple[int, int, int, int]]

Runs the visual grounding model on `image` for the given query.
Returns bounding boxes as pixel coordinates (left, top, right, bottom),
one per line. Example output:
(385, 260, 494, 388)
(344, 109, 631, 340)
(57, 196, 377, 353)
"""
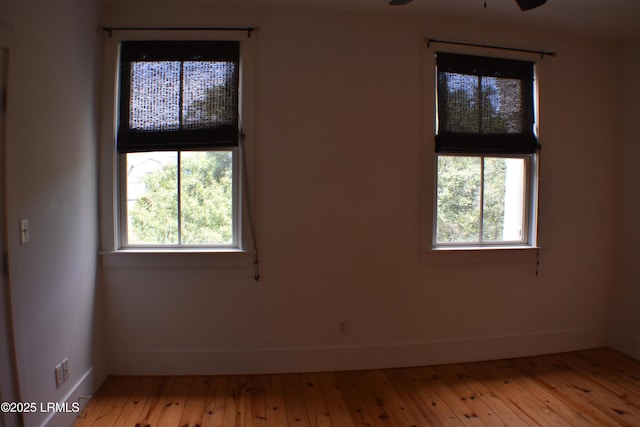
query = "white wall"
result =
(609, 35, 640, 359)
(0, 0, 105, 426)
(100, 5, 620, 374)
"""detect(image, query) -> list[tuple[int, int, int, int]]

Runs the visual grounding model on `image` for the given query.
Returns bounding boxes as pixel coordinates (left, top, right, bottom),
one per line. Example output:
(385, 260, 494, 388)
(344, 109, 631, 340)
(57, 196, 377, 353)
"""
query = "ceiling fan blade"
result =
(389, 0, 413, 5)
(515, 0, 547, 11)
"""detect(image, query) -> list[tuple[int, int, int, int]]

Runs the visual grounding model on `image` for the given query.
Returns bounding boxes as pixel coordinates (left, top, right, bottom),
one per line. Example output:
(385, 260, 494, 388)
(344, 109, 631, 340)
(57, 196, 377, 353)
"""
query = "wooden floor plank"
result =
(143, 375, 193, 427)
(394, 367, 464, 426)
(113, 376, 164, 427)
(334, 371, 387, 427)
(510, 356, 630, 426)
(264, 374, 289, 427)
(119, 376, 172, 427)
(581, 348, 640, 387)
(453, 361, 543, 426)
(372, 369, 430, 426)
(344, 370, 400, 426)
(72, 376, 133, 427)
(470, 359, 582, 426)
(553, 352, 640, 403)
(431, 363, 512, 426)
(355, 369, 423, 426)
(178, 376, 216, 427)
(300, 372, 334, 427)
(281, 373, 312, 426)
(383, 368, 444, 426)
(314, 372, 355, 427)
(441, 363, 529, 427)
(221, 374, 250, 427)
(247, 374, 268, 427)
(415, 365, 497, 426)
(524, 355, 640, 425)
(73, 348, 640, 427)
(200, 375, 231, 427)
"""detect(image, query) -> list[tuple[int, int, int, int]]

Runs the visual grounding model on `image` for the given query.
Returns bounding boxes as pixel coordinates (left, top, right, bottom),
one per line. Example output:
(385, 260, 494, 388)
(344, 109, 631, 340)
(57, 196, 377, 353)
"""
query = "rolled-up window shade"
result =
(436, 52, 538, 154)
(118, 41, 240, 153)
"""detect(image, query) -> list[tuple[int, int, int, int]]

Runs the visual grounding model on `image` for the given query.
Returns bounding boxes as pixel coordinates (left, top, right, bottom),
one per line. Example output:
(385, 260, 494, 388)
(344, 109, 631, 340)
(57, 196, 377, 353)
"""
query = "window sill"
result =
(100, 249, 255, 269)
(419, 245, 539, 265)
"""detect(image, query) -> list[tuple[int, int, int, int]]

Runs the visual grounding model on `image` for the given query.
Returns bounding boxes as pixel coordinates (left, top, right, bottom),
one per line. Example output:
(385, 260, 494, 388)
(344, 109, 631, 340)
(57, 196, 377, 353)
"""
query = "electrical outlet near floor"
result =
(62, 358, 69, 382)
(54, 363, 63, 388)
(54, 358, 70, 388)
(338, 320, 349, 335)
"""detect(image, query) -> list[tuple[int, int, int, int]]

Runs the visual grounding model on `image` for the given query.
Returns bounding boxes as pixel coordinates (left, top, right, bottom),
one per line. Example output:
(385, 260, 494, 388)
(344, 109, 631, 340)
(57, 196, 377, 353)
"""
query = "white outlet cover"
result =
(62, 358, 69, 382)
(55, 363, 63, 388)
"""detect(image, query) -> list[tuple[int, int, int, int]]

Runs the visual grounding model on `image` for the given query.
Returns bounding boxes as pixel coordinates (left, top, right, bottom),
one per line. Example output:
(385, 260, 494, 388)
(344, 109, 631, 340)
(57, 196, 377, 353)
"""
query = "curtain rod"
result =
(426, 38, 556, 59)
(101, 26, 257, 38)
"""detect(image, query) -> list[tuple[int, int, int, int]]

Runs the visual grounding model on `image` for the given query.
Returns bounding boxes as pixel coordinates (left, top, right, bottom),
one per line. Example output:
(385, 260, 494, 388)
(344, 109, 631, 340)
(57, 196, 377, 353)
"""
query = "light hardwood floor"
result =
(73, 348, 640, 426)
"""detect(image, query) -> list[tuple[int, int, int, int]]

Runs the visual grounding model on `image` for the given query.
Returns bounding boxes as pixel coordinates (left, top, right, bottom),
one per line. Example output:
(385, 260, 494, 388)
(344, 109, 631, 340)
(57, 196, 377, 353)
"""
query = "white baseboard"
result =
(108, 327, 607, 375)
(43, 367, 106, 427)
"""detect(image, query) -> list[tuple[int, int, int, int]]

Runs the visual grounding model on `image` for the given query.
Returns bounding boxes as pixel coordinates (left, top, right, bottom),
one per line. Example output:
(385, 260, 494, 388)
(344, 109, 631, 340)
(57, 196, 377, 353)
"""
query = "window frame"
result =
(99, 30, 255, 254)
(117, 40, 241, 153)
(117, 40, 240, 250)
(118, 148, 240, 249)
(433, 152, 535, 248)
(432, 51, 539, 250)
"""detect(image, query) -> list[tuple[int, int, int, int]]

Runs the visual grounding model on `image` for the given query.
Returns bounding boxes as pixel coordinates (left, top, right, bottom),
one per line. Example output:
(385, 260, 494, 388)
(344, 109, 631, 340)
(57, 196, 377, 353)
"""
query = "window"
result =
(434, 52, 538, 247)
(117, 41, 240, 248)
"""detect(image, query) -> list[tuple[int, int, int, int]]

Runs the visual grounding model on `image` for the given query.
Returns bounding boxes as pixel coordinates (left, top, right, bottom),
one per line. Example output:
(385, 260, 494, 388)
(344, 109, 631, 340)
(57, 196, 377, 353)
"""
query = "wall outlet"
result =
(54, 363, 63, 388)
(54, 358, 69, 388)
(338, 320, 349, 335)
(62, 358, 69, 382)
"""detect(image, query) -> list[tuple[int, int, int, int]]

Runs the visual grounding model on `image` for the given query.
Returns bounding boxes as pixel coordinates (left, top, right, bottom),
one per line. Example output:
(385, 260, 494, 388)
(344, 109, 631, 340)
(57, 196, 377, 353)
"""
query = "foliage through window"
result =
(434, 52, 537, 246)
(117, 41, 240, 247)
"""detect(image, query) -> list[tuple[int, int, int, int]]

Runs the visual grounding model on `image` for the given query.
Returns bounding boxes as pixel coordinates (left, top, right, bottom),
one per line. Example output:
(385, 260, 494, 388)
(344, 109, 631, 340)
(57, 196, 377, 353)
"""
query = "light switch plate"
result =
(19, 219, 29, 244)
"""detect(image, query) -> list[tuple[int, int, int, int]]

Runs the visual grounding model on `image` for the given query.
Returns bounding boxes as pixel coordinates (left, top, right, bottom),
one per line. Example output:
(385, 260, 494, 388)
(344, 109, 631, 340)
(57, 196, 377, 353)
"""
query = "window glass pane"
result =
(129, 62, 181, 131)
(482, 158, 524, 242)
(126, 152, 178, 244)
(483, 157, 525, 242)
(180, 151, 234, 244)
(182, 61, 237, 130)
(436, 156, 527, 245)
(436, 156, 481, 243)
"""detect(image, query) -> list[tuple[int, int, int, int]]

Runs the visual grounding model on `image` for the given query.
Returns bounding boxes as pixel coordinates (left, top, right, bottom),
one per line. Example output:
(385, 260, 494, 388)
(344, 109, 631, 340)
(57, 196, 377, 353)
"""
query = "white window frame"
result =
(433, 152, 537, 248)
(430, 51, 540, 251)
(99, 30, 255, 254)
(118, 148, 240, 249)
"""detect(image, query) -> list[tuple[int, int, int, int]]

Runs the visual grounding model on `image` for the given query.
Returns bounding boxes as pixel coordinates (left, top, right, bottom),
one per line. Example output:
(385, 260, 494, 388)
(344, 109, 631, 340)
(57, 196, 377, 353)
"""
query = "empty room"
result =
(1, 0, 640, 425)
